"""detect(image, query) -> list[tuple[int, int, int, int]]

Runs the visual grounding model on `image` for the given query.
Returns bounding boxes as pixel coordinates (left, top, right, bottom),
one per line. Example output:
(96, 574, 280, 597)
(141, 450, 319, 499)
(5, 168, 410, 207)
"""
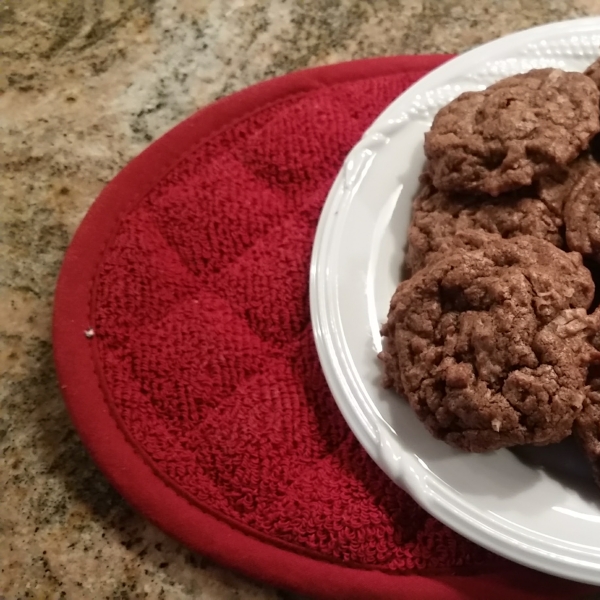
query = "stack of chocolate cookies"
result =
(380, 60, 600, 484)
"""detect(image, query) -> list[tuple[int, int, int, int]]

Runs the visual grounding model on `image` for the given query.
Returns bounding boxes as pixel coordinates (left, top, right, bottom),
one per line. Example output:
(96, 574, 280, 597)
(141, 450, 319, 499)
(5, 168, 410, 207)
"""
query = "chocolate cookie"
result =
(575, 380, 600, 485)
(585, 57, 600, 89)
(424, 69, 600, 196)
(380, 236, 595, 452)
(574, 313, 600, 484)
(564, 155, 600, 260)
(406, 175, 565, 273)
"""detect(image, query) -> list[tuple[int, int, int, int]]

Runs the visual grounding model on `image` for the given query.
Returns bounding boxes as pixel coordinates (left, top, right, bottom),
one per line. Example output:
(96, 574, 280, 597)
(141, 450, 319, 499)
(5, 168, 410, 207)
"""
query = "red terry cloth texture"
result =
(53, 55, 596, 600)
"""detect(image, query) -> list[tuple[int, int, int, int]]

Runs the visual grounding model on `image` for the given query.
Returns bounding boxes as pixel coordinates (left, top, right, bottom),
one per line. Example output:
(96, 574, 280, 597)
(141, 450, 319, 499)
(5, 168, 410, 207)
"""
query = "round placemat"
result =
(53, 55, 592, 600)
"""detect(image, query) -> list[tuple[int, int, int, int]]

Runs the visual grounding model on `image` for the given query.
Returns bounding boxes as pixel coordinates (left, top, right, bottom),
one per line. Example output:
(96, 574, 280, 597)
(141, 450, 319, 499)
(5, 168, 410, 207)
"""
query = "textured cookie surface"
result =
(564, 155, 600, 260)
(574, 311, 600, 484)
(406, 175, 567, 273)
(575, 382, 600, 485)
(424, 69, 600, 196)
(381, 237, 595, 452)
(585, 57, 600, 88)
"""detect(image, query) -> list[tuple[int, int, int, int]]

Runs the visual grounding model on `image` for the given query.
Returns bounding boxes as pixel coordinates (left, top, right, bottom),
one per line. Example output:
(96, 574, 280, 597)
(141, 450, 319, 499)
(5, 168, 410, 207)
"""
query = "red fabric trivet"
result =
(53, 56, 594, 600)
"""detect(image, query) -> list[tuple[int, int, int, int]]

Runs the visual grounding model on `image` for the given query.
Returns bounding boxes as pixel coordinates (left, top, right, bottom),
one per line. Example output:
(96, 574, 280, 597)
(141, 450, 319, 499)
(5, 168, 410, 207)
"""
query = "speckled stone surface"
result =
(3, 1, 600, 598)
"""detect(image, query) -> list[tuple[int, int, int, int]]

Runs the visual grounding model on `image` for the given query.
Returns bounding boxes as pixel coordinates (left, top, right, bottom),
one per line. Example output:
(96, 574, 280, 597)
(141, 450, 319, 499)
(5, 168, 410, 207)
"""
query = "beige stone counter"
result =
(3, 1, 600, 598)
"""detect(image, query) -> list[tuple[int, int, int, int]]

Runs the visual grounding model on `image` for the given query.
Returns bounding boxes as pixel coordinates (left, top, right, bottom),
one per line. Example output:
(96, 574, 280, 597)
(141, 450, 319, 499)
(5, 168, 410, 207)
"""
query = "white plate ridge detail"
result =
(310, 18, 600, 584)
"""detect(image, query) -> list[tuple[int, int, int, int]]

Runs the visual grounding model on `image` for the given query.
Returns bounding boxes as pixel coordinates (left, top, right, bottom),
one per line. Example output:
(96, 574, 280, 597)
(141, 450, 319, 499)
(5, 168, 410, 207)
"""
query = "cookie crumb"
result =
(84, 328, 95, 339)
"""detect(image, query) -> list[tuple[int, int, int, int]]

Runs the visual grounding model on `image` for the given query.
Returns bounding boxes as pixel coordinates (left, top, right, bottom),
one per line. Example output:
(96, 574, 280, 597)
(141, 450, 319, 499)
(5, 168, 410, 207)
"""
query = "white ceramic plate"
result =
(310, 17, 600, 585)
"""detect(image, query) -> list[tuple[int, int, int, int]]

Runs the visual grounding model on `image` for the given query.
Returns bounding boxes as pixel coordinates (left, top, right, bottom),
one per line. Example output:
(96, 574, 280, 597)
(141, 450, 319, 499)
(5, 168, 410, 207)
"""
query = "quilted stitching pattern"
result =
(92, 72, 496, 573)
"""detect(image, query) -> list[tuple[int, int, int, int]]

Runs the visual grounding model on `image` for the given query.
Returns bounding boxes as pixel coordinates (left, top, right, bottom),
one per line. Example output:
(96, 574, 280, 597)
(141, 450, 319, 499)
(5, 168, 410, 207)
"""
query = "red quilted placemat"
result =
(53, 56, 595, 600)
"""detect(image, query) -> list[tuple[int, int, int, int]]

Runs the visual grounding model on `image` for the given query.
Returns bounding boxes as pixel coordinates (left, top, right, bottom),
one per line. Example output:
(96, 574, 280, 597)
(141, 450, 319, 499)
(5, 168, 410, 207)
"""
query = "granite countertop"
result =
(3, 1, 600, 598)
